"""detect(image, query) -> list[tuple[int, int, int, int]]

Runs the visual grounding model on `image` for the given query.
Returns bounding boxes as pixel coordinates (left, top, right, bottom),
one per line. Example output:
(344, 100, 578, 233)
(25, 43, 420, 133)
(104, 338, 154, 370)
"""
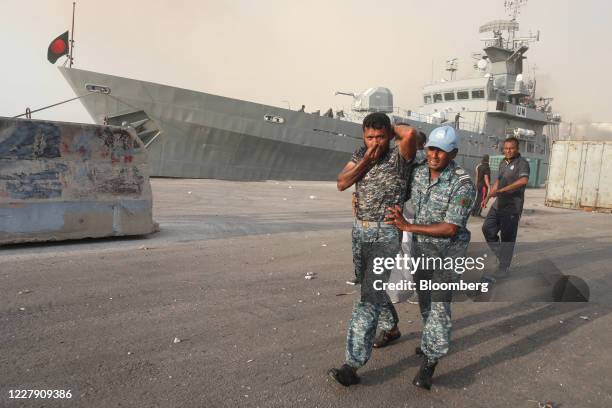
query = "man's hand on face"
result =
(385, 205, 412, 232)
(363, 143, 383, 163)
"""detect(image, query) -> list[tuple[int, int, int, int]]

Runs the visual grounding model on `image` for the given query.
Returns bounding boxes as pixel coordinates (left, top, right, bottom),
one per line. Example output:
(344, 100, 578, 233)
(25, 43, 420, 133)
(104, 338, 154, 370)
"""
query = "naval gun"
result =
(335, 87, 394, 113)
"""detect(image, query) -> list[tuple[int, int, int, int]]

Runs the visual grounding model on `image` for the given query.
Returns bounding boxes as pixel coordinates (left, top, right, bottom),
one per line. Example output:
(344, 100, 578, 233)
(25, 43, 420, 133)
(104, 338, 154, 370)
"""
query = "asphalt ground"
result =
(1, 179, 611, 407)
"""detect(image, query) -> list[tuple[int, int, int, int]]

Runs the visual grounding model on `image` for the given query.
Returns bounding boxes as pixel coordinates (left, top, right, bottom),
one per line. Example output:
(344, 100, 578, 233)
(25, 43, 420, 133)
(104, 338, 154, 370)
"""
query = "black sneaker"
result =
(372, 326, 401, 348)
(412, 358, 438, 390)
(328, 364, 360, 387)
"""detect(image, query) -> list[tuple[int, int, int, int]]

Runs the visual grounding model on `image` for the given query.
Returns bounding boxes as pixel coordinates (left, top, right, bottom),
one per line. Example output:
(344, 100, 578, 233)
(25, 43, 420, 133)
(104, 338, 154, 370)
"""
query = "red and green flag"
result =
(47, 31, 69, 64)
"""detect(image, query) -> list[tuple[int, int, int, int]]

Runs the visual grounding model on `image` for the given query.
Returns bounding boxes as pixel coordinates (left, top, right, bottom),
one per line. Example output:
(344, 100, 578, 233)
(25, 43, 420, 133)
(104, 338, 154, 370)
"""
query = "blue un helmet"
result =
(425, 126, 458, 152)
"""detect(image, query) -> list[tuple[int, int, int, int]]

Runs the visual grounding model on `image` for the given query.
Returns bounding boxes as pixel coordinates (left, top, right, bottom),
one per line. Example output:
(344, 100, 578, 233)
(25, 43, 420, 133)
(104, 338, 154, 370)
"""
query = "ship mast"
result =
(69, 2, 76, 67)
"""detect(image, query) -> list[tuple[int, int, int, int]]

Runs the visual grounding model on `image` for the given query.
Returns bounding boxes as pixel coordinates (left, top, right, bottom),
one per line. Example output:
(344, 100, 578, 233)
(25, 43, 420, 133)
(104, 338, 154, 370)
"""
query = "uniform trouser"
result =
(351, 222, 399, 329)
(482, 206, 520, 269)
(413, 268, 453, 363)
(346, 222, 400, 368)
(472, 184, 488, 216)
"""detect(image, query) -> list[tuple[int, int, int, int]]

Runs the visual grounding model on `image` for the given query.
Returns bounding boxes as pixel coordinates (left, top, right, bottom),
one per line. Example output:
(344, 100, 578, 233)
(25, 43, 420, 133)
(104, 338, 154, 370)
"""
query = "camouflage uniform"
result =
(409, 160, 475, 363)
(346, 143, 413, 369)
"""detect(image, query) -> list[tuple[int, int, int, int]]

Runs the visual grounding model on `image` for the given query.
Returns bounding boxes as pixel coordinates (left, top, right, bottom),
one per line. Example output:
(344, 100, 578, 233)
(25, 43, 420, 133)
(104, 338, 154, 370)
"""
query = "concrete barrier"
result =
(0, 117, 157, 244)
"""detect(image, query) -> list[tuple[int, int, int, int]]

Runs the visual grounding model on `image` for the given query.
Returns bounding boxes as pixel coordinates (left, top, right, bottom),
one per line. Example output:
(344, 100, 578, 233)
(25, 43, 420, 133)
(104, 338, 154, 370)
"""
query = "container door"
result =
(578, 143, 604, 208)
(596, 143, 612, 210)
(560, 142, 584, 207)
(546, 142, 568, 205)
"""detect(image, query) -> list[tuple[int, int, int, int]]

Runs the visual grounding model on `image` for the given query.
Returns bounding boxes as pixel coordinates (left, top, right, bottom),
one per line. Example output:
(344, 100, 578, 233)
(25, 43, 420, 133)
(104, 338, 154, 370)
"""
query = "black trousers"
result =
(472, 184, 489, 216)
(482, 206, 520, 269)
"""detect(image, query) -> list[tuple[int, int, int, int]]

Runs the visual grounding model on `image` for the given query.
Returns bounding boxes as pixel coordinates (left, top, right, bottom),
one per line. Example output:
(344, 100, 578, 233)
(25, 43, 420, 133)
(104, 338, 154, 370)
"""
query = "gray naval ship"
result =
(60, 0, 559, 182)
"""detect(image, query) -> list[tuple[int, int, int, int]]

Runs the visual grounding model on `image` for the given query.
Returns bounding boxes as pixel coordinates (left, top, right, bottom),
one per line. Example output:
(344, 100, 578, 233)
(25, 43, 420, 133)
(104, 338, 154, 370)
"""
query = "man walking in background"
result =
(482, 137, 530, 278)
(472, 154, 491, 217)
(382, 130, 427, 307)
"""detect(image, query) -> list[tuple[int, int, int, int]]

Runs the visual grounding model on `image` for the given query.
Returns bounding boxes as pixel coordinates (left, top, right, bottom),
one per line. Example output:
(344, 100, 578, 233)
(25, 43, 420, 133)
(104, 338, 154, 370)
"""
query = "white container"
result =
(545, 140, 612, 212)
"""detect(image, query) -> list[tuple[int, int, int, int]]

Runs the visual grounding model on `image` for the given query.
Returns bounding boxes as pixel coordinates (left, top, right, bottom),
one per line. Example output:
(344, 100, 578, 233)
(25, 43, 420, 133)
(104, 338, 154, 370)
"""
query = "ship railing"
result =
(336, 106, 484, 134)
(401, 110, 485, 134)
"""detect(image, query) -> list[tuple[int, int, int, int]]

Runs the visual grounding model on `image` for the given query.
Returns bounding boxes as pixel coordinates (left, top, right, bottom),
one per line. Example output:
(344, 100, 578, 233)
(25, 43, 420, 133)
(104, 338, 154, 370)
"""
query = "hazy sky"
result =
(1, 0, 610, 124)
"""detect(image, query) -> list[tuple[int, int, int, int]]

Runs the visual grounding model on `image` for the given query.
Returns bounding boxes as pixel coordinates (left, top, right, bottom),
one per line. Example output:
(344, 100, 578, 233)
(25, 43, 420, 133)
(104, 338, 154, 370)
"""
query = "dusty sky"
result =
(1, 0, 610, 124)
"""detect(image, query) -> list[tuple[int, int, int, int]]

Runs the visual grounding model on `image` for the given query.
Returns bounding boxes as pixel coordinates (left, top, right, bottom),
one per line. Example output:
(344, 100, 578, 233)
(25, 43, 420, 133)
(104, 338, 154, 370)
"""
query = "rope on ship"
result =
(12, 92, 96, 119)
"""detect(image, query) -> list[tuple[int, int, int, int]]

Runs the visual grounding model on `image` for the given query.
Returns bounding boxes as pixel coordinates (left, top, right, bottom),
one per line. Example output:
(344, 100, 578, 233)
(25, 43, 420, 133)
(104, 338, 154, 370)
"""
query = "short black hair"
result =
(362, 112, 391, 132)
(417, 131, 427, 146)
(504, 137, 520, 148)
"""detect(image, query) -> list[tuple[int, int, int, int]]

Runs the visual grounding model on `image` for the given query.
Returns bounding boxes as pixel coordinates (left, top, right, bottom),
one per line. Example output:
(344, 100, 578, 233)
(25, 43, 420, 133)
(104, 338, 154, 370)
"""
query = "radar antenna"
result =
(504, 0, 527, 21)
(445, 58, 458, 80)
(479, 0, 537, 51)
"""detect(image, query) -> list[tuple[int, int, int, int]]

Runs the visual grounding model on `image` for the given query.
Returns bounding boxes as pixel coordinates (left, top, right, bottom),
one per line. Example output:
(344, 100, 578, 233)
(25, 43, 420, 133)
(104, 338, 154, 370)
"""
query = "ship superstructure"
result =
(59, 0, 558, 183)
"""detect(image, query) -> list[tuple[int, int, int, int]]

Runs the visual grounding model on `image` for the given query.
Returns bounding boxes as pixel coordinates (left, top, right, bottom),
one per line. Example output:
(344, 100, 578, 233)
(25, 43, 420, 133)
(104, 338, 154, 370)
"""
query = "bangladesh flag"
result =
(47, 31, 69, 64)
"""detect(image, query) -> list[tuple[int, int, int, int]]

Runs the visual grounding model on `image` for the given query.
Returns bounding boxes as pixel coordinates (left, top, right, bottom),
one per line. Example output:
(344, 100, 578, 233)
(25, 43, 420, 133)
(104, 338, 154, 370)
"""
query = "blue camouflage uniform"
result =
(409, 159, 475, 363)
(346, 143, 413, 369)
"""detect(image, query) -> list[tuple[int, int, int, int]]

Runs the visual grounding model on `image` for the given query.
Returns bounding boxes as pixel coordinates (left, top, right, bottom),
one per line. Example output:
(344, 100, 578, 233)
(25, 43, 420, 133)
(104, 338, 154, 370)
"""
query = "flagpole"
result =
(69, 2, 75, 67)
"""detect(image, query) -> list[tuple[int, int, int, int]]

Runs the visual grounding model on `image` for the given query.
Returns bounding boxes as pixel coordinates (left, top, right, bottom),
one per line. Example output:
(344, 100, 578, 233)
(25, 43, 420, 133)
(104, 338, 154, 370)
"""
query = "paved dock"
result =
(1, 180, 611, 407)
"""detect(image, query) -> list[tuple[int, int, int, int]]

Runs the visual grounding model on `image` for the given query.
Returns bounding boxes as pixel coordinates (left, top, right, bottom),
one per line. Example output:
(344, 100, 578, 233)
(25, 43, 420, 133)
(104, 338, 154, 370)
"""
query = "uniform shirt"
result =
(351, 144, 413, 221)
(409, 160, 476, 257)
(494, 154, 530, 215)
(475, 162, 490, 187)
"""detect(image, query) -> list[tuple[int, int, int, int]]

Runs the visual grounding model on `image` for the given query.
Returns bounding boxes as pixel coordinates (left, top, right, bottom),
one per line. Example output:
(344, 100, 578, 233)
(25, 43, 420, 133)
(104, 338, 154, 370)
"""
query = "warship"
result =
(60, 0, 559, 182)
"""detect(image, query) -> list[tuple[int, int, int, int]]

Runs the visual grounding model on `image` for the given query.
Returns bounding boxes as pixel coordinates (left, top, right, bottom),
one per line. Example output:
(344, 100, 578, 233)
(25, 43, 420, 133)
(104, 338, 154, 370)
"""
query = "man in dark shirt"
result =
(472, 154, 491, 216)
(328, 113, 416, 387)
(481, 137, 530, 277)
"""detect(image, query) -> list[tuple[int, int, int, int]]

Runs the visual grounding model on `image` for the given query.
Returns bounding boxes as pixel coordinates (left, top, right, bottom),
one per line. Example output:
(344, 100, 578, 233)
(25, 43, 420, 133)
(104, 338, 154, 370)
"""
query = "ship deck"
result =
(2, 179, 611, 407)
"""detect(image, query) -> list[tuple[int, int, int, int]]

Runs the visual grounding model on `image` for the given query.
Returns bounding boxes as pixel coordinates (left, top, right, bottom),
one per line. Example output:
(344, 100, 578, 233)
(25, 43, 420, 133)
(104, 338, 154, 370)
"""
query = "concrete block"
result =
(0, 117, 157, 244)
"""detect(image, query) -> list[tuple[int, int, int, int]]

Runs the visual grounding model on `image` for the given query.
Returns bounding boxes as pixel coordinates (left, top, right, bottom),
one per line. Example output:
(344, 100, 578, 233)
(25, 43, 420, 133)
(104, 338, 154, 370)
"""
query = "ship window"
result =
(472, 89, 485, 99)
(433, 93, 443, 103)
(424, 95, 432, 104)
(444, 92, 455, 101)
(457, 90, 470, 100)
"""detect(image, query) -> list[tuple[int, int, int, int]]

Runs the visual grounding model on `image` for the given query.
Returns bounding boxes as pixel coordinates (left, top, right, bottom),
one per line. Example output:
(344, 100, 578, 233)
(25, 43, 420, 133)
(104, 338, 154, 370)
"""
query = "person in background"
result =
(472, 154, 491, 217)
(481, 137, 530, 278)
(381, 130, 427, 308)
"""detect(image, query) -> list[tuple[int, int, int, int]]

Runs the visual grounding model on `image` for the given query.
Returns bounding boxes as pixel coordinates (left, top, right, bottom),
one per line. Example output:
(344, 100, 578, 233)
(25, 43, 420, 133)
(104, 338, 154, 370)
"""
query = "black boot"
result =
(415, 346, 423, 355)
(328, 364, 360, 387)
(412, 358, 437, 390)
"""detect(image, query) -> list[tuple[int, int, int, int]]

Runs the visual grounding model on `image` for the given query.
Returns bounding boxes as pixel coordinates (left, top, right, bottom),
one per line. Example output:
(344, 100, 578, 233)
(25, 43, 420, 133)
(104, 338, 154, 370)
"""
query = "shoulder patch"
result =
(453, 166, 473, 187)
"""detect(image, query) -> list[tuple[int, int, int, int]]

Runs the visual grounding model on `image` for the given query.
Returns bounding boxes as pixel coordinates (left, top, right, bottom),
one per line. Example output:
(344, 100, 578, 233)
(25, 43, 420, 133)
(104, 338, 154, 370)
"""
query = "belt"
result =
(354, 218, 395, 229)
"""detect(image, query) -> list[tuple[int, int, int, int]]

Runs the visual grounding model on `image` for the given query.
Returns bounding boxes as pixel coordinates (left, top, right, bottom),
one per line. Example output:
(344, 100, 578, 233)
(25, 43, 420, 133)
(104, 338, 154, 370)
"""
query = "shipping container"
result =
(545, 140, 612, 212)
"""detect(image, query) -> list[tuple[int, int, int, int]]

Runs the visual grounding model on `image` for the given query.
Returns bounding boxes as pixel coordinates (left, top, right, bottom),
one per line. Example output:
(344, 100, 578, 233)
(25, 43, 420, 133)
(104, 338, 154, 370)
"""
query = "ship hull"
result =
(60, 67, 550, 183)
(60, 67, 363, 181)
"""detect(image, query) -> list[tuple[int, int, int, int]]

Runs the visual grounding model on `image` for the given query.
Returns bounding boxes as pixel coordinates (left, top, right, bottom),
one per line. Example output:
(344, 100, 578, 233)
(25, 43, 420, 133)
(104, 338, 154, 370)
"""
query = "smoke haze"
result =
(1, 0, 610, 127)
